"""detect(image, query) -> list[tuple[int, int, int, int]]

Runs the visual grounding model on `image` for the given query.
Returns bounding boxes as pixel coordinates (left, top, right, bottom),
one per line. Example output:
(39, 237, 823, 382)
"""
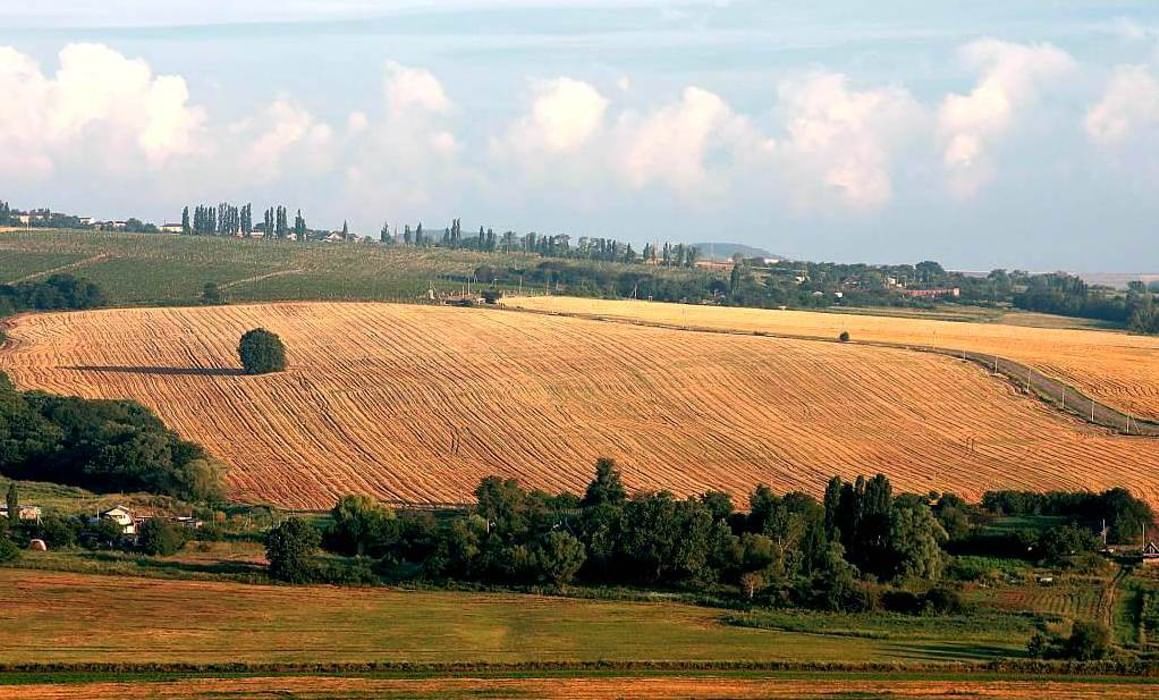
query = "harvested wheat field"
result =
(3, 302, 1159, 508)
(506, 296, 1159, 423)
(4, 676, 1156, 700)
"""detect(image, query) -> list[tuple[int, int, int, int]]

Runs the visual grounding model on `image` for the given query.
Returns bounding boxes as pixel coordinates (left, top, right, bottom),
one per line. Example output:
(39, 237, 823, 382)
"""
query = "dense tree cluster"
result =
(0, 371, 222, 500)
(285, 463, 980, 611)
(980, 488, 1153, 542)
(0, 274, 105, 317)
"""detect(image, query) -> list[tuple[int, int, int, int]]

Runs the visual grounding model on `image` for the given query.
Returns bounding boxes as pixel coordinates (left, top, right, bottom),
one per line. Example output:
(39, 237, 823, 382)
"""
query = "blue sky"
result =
(0, 1, 1157, 271)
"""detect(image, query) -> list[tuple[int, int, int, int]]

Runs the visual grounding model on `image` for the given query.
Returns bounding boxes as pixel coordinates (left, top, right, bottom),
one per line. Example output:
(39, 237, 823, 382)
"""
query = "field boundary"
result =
(0, 659, 1156, 678)
(499, 302, 1159, 438)
(7, 253, 111, 284)
(220, 268, 306, 289)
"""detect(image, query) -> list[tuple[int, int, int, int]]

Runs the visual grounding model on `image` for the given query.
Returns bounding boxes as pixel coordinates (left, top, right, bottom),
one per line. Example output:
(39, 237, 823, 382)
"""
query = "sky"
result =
(0, 1, 1157, 271)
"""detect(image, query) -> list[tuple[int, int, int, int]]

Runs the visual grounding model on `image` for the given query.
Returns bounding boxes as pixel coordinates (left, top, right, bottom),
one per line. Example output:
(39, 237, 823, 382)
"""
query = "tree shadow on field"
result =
(65, 365, 245, 377)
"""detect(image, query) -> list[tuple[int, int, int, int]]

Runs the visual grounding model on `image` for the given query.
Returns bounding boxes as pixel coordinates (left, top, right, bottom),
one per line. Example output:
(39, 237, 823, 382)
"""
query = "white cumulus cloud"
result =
(233, 98, 334, 182)
(938, 39, 1074, 198)
(509, 77, 609, 155)
(775, 72, 926, 210)
(614, 86, 773, 196)
(0, 43, 206, 176)
(385, 61, 451, 116)
(1086, 65, 1159, 146)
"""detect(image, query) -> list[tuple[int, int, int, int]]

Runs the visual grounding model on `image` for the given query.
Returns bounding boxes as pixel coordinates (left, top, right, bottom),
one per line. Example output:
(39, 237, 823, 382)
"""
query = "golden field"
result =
(4, 676, 1156, 699)
(506, 296, 1159, 422)
(2, 302, 1159, 508)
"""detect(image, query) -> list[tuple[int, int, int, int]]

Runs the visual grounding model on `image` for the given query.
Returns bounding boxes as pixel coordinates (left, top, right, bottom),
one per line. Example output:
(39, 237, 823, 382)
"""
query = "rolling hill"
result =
(2, 301, 1157, 509)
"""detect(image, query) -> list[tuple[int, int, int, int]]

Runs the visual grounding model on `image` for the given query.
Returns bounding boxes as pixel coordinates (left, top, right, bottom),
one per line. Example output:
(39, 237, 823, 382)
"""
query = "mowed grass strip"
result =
(4, 302, 1159, 508)
(506, 296, 1159, 422)
(0, 568, 1012, 666)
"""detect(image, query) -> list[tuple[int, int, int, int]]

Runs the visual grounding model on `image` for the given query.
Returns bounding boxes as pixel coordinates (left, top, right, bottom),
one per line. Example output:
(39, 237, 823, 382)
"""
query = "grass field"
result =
(0, 229, 703, 307)
(4, 674, 1156, 699)
(0, 229, 549, 305)
(505, 296, 1159, 422)
(3, 302, 1158, 508)
(0, 568, 1032, 665)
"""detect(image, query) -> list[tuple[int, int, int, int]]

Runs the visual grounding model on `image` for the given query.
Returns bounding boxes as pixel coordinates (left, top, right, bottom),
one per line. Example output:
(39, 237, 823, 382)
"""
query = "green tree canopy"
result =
(238, 328, 287, 375)
(266, 518, 321, 583)
(582, 457, 627, 508)
(138, 518, 187, 556)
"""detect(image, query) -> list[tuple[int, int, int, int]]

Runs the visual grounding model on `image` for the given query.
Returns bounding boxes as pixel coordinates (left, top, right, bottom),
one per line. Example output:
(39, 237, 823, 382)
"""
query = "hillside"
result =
(2, 302, 1157, 509)
(690, 242, 778, 260)
(506, 296, 1159, 424)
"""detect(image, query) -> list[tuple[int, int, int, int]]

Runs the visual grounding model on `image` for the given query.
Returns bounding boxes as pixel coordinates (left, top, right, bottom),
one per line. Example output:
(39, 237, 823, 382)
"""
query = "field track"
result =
(506, 297, 1159, 423)
(3, 302, 1159, 509)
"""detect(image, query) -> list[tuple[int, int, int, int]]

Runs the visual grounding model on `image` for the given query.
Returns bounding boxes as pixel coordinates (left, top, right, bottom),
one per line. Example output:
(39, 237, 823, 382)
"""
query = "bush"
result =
(1027, 620, 1112, 660)
(0, 537, 18, 562)
(838, 331, 851, 342)
(1064, 620, 1112, 661)
(238, 328, 286, 375)
(265, 518, 321, 583)
(37, 514, 80, 549)
(138, 518, 187, 556)
(922, 585, 965, 614)
(199, 283, 225, 305)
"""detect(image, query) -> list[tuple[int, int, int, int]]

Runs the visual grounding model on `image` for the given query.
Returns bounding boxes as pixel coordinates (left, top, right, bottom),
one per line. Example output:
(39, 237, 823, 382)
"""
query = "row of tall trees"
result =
(182, 203, 306, 240)
(374, 219, 693, 268)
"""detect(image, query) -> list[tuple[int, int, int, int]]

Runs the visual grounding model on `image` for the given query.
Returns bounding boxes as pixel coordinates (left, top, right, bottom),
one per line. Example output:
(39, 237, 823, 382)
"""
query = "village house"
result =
(0, 504, 42, 524)
(93, 505, 137, 536)
(159, 222, 184, 234)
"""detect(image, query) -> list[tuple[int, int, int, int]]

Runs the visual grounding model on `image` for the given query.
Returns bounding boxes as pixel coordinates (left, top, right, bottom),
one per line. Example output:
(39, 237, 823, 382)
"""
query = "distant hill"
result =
(690, 242, 779, 261)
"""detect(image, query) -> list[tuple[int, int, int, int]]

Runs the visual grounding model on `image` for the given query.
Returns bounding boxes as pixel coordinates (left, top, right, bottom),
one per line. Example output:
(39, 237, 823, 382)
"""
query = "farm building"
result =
(899, 287, 961, 299)
(0, 504, 42, 523)
(172, 516, 204, 530)
(159, 222, 184, 233)
(94, 505, 137, 535)
(1143, 541, 1159, 567)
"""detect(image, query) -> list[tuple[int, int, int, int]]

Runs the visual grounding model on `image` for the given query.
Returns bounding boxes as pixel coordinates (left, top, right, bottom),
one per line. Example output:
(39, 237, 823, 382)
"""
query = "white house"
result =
(160, 222, 184, 234)
(96, 505, 137, 535)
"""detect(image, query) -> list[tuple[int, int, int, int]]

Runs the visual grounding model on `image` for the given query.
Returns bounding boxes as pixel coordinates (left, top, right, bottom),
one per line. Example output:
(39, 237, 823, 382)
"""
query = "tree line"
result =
(0, 371, 223, 501)
(0, 274, 106, 318)
(264, 460, 1154, 615)
(183, 203, 308, 240)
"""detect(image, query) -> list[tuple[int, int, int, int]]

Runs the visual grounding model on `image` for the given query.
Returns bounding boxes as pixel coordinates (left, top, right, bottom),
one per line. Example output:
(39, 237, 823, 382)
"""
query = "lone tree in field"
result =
(238, 328, 286, 375)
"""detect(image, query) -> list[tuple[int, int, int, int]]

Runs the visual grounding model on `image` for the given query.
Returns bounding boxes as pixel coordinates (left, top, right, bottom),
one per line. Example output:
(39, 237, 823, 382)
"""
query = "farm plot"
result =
(985, 585, 1103, 620)
(3, 302, 1159, 509)
(506, 297, 1159, 422)
(5, 676, 1157, 700)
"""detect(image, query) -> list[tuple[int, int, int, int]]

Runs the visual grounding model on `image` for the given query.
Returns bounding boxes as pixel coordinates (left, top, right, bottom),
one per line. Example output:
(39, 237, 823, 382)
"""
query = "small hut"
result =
(1143, 540, 1159, 567)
